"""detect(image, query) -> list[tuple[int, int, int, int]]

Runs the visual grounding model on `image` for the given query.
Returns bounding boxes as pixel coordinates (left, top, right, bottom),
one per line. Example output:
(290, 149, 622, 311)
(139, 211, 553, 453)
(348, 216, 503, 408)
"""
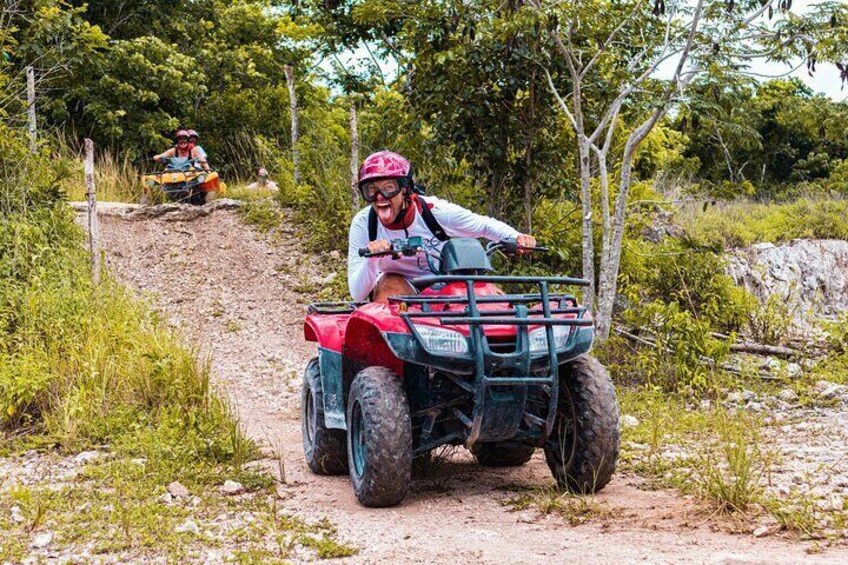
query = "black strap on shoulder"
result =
(367, 200, 450, 242)
(419, 200, 449, 241)
(368, 207, 378, 242)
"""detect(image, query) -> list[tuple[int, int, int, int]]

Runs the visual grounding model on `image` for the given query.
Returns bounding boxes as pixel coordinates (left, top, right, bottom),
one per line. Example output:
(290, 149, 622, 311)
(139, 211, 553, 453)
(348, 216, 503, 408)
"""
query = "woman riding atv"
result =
(154, 129, 210, 171)
(348, 150, 536, 302)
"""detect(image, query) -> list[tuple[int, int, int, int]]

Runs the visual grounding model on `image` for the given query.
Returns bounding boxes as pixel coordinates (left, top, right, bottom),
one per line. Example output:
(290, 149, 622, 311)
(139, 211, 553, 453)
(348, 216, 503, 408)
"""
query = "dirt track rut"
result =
(98, 208, 848, 564)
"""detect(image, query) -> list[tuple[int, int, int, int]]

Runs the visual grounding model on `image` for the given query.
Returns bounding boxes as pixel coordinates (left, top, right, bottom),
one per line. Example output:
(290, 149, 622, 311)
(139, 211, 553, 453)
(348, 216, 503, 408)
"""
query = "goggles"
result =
(360, 179, 405, 202)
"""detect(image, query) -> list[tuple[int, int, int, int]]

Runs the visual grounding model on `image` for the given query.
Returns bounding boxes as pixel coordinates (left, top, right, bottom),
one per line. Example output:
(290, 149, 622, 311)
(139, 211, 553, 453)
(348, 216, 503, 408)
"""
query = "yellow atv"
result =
(141, 157, 224, 205)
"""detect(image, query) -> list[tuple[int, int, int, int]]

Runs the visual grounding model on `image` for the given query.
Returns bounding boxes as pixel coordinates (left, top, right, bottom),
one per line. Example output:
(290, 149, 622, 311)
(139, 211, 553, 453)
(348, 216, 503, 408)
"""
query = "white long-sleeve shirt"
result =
(347, 195, 520, 301)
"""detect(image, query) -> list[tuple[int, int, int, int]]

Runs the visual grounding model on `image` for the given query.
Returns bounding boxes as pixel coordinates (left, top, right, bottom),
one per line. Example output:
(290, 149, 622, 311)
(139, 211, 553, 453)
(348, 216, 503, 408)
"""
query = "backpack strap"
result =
(419, 199, 449, 241)
(368, 207, 378, 242)
(367, 198, 450, 242)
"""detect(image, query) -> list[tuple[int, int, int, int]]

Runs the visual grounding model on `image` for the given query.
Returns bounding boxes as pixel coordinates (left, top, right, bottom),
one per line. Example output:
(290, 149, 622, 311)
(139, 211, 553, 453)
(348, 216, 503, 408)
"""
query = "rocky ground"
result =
(3, 205, 848, 564)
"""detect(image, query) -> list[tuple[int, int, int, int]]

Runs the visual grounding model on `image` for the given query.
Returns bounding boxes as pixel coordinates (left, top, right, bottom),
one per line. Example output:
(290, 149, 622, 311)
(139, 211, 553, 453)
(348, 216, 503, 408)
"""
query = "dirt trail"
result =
(98, 208, 847, 565)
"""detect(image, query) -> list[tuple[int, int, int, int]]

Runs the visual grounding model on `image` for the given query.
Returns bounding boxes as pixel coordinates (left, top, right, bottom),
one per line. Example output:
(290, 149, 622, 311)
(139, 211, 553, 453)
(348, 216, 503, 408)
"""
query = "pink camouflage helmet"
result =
(358, 150, 412, 189)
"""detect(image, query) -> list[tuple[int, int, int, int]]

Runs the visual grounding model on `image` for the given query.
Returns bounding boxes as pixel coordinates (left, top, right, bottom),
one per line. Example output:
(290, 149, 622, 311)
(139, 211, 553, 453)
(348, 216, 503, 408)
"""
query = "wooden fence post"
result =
(349, 105, 360, 214)
(26, 66, 36, 152)
(84, 139, 101, 284)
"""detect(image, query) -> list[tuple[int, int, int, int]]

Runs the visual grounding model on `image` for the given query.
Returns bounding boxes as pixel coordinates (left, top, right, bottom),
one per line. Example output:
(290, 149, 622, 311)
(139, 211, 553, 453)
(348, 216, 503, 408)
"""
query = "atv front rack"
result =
(395, 274, 592, 446)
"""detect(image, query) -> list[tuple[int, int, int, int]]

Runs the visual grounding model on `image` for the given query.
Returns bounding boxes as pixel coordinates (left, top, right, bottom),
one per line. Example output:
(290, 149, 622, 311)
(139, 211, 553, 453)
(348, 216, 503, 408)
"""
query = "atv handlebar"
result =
(486, 239, 549, 256)
(359, 236, 424, 258)
(359, 237, 548, 259)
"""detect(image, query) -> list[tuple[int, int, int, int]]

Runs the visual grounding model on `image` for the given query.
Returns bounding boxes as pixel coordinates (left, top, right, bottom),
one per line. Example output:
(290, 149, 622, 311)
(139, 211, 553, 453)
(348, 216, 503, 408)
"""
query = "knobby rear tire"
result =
(302, 357, 348, 475)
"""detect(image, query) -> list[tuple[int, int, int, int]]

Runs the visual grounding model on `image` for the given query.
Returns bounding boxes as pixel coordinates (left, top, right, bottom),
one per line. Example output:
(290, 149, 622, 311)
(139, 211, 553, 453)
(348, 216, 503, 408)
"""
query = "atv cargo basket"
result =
(393, 274, 593, 445)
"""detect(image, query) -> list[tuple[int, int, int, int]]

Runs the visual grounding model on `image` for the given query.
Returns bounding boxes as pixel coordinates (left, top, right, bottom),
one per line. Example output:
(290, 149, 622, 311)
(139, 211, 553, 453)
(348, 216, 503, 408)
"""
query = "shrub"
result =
(618, 300, 731, 393)
(688, 412, 769, 513)
(621, 239, 755, 333)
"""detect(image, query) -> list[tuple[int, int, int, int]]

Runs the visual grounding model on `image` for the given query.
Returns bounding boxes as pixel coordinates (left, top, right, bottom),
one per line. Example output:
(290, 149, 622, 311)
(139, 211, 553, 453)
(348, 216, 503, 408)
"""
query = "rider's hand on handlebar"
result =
(368, 239, 392, 255)
(516, 233, 536, 255)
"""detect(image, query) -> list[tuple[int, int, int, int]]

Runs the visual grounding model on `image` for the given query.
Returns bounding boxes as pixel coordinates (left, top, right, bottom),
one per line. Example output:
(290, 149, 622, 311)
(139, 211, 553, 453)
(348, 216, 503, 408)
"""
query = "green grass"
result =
(501, 486, 614, 526)
(679, 197, 848, 249)
(0, 452, 355, 562)
(238, 197, 287, 234)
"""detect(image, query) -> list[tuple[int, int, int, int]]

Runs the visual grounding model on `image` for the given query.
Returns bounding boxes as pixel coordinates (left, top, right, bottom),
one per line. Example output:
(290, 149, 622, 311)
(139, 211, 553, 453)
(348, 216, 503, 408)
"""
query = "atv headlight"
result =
(145, 179, 156, 187)
(414, 325, 469, 355)
(529, 325, 571, 354)
(197, 175, 206, 184)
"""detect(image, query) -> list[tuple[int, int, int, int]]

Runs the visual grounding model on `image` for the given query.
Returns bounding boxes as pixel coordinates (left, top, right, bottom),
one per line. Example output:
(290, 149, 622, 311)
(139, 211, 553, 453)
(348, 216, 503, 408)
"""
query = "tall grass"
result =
(1, 125, 246, 462)
(56, 135, 144, 203)
(688, 412, 769, 513)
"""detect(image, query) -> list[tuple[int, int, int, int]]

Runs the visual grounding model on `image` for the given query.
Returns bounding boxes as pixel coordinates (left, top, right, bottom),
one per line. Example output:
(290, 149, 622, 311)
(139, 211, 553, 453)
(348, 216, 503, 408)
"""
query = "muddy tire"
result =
(347, 366, 412, 507)
(471, 442, 535, 467)
(302, 357, 348, 475)
(544, 355, 620, 493)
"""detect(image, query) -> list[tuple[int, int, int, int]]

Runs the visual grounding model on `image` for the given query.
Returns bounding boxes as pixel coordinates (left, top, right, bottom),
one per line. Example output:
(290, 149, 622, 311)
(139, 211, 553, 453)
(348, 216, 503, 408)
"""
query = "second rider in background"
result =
(348, 150, 536, 302)
(154, 129, 210, 171)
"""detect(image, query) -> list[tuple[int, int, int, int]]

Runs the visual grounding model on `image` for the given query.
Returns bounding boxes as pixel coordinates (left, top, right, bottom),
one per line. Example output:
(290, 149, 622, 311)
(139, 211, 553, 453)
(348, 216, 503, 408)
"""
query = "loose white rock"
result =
(10, 505, 24, 524)
(726, 391, 744, 404)
(158, 492, 173, 505)
(176, 519, 200, 535)
(777, 388, 798, 403)
(620, 415, 640, 428)
(73, 450, 100, 464)
(814, 380, 847, 400)
(31, 531, 54, 549)
(826, 495, 845, 512)
(167, 481, 190, 498)
(221, 480, 245, 495)
(752, 524, 772, 538)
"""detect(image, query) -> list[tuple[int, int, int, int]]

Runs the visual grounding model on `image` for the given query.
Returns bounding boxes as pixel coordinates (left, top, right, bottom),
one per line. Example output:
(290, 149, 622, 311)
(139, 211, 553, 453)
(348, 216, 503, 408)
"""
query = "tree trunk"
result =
(595, 111, 664, 339)
(26, 66, 36, 152)
(577, 136, 595, 310)
(594, 152, 613, 339)
(523, 78, 536, 233)
(283, 65, 300, 185)
(349, 105, 360, 214)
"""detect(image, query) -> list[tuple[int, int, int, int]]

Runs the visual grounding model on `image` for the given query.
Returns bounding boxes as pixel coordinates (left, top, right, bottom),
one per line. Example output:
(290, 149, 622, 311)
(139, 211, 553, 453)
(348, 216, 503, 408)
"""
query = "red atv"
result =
(302, 237, 620, 507)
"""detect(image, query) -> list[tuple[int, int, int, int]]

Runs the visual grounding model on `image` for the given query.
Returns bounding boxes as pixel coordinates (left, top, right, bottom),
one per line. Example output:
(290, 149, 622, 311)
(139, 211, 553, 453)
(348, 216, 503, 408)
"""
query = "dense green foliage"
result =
(681, 198, 848, 249)
(4, 1, 315, 174)
(678, 79, 848, 196)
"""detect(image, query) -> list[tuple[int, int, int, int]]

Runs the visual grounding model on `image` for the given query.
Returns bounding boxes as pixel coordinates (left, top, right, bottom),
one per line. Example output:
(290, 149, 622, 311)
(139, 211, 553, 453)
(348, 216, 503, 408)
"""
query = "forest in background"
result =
(2, 0, 847, 389)
(3, 3, 848, 558)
